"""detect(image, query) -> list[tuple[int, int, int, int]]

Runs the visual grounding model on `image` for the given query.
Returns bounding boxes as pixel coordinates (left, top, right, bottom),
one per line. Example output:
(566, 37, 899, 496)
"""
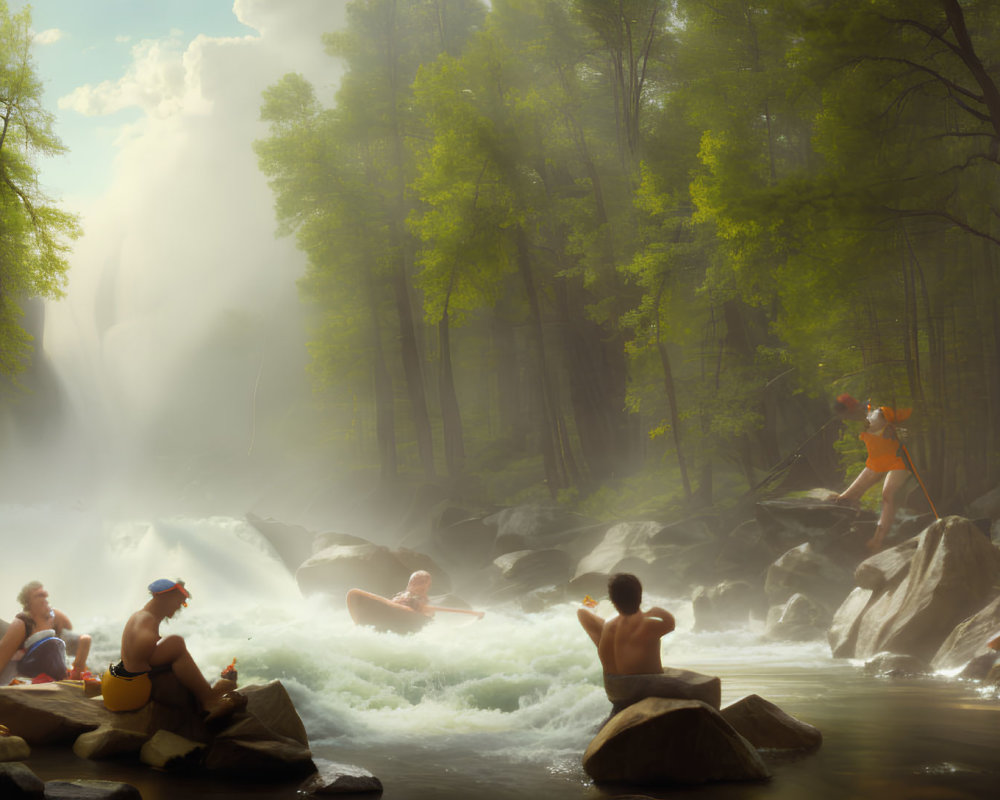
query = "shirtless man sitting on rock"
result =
(101, 579, 246, 721)
(577, 573, 719, 715)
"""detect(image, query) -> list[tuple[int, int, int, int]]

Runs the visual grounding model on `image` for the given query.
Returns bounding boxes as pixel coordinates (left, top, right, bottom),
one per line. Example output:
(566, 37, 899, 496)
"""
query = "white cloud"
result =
(33, 27, 64, 45)
(40, 0, 350, 507)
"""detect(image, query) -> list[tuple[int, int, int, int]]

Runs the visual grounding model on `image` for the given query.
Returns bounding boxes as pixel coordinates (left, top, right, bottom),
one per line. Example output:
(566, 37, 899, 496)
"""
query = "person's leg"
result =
(868, 469, 909, 552)
(72, 634, 91, 674)
(148, 634, 216, 708)
(838, 467, 882, 503)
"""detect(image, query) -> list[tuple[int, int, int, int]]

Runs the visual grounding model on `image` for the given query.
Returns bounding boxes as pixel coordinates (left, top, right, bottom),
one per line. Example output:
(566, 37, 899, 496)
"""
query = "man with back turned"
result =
(577, 573, 719, 715)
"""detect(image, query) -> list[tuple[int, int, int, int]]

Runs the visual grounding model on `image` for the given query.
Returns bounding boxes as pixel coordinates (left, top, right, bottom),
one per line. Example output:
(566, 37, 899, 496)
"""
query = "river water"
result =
(4, 507, 999, 799)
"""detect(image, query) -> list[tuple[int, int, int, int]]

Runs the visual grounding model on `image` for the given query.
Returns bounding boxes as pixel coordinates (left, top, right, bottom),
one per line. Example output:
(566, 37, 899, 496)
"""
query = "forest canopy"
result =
(256, 0, 1000, 515)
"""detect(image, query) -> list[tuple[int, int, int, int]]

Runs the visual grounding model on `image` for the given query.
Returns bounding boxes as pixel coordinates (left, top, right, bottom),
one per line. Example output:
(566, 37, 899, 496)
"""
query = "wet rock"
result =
(518, 584, 568, 613)
(986, 662, 1000, 685)
(486, 503, 599, 556)
(692, 580, 763, 631)
(0, 683, 108, 745)
(139, 729, 205, 770)
(854, 537, 919, 591)
(765, 593, 829, 642)
(245, 512, 317, 573)
(829, 516, 1000, 661)
(931, 594, 1000, 672)
(0, 735, 31, 761)
(42, 779, 141, 800)
(755, 498, 869, 554)
(298, 760, 384, 795)
(431, 514, 496, 567)
(574, 521, 669, 582)
(650, 517, 717, 546)
(827, 587, 874, 658)
(583, 697, 770, 785)
(204, 714, 314, 776)
(491, 549, 571, 593)
(0, 762, 44, 797)
(957, 652, 999, 681)
(764, 542, 853, 614)
(968, 484, 1000, 520)
(72, 725, 147, 760)
(720, 694, 822, 751)
(296, 541, 447, 599)
(863, 652, 929, 677)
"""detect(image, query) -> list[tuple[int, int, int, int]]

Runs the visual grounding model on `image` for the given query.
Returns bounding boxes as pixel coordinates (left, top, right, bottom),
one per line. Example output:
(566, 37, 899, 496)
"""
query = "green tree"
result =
(0, 1, 79, 377)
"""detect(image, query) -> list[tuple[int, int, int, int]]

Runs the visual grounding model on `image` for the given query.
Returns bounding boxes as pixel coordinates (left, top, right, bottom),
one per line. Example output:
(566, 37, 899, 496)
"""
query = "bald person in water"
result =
(577, 573, 675, 674)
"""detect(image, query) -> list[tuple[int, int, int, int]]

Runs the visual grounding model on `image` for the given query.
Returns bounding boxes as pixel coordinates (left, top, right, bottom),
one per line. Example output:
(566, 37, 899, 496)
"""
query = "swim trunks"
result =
(101, 661, 152, 711)
(603, 668, 722, 716)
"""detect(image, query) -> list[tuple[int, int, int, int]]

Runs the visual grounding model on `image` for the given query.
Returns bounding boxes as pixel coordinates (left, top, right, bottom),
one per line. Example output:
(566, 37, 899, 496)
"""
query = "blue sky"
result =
(13, 0, 257, 200)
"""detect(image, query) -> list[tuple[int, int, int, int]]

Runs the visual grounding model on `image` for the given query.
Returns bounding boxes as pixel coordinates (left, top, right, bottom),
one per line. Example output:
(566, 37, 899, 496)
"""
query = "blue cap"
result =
(148, 579, 190, 600)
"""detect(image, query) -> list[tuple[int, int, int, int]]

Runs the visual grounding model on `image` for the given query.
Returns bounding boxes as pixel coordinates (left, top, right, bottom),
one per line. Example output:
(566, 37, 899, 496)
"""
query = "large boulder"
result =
(854, 537, 919, 591)
(296, 541, 448, 599)
(72, 725, 148, 760)
(0, 735, 31, 761)
(246, 512, 318, 573)
(0, 683, 109, 745)
(755, 498, 870, 554)
(573, 521, 665, 581)
(828, 587, 874, 658)
(764, 542, 853, 614)
(829, 516, 1000, 661)
(863, 652, 929, 677)
(692, 581, 764, 631)
(491, 549, 572, 596)
(486, 504, 600, 556)
(720, 694, 822, 751)
(931, 594, 1000, 672)
(714, 521, 776, 583)
(765, 593, 829, 642)
(204, 714, 314, 776)
(139, 729, 205, 770)
(582, 698, 770, 785)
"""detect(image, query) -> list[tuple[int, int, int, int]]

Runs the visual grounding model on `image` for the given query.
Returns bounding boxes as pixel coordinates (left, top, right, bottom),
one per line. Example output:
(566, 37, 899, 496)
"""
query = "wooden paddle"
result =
(425, 605, 485, 619)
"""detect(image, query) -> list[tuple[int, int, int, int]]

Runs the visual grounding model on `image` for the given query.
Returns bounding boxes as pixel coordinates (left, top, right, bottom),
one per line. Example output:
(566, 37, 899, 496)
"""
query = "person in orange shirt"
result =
(835, 395, 911, 552)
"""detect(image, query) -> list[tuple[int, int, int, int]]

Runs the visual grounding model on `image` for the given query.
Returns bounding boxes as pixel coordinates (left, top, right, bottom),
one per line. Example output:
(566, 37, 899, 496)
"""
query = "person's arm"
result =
(0, 618, 26, 673)
(53, 609, 72, 631)
(644, 607, 676, 636)
(577, 607, 605, 648)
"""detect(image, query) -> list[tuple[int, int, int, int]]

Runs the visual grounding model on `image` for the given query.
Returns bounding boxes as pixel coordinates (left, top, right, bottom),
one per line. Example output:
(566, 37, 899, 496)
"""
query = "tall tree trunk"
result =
(365, 266, 397, 481)
(514, 228, 567, 494)
(438, 308, 465, 477)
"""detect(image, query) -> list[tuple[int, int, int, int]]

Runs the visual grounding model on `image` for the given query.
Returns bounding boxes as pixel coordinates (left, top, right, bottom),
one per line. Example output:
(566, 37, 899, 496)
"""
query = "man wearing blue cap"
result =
(101, 578, 245, 719)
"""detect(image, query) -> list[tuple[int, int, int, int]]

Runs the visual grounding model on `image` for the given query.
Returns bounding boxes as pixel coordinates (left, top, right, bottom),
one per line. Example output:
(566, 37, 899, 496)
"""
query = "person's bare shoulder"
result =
(53, 609, 72, 630)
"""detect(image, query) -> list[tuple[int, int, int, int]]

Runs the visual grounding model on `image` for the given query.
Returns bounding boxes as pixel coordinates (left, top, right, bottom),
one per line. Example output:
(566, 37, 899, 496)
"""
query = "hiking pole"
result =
(745, 414, 841, 496)
(896, 438, 940, 519)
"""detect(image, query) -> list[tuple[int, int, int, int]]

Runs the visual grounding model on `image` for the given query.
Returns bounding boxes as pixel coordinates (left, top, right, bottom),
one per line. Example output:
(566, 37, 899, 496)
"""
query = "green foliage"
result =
(0, 1, 80, 376)
(257, 0, 1000, 504)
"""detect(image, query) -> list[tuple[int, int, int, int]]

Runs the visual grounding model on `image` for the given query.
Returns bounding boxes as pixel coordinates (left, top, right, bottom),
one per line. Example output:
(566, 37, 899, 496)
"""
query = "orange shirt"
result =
(860, 431, 906, 472)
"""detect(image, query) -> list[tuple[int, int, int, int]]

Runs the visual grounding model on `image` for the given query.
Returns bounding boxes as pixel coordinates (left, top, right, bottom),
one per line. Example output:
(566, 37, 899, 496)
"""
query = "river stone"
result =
(931, 594, 1000, 671)
(41, 780, 141, 800)
(0, 735, 31, 761)
(492, 548, 571, 591)
(245, 512, 318, 573)
(957, 653, 999, 681)
(72, 725, 147, 760)
(298, 760, 383, 795)
(582, 697, 770, 785)
(0, 682, 108, 744)
(764, 542, 853, 613)
(486, 503, 596, 555)
(603, 668, 722, 715)
(828, 587, 874, 658)
(296, 542, 412, 599)
(239, 680, 309, 746)
(765, 593, 829, 642)
(755, 498, 865, 553)
(714, 520, 776, 583)
(574, 521, 668, 581)
(851, 517, 1000, 661)
(863, 652, 929, 677)
(204, 713, 314, 776)
(138, 729, 205, 770)
(0, 762, 44, 797)
(692, 580, 761, 631)
(854, 537, 919, 591)
(720, 694, 822, 751)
